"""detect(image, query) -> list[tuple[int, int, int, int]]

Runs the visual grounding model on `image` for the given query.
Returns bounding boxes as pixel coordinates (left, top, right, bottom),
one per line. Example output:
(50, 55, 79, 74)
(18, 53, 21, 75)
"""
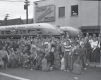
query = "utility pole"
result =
(24, 0, 30, 24)
(98, 0, 101, 67)
(5, 14, 9, 25)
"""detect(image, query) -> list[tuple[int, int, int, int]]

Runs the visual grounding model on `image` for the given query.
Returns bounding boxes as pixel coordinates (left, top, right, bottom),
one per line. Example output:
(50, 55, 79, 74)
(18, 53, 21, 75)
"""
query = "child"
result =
(23, 53, 30, 68)
(8, 48, 15, 68)
(54, 46, 61, 70)
(63, 40, 71, 71)
(0, 46, 9, 69)
(72, 42, 83, 74)
(30, 47, 38, 70)
(44, 44, 51, 71)
(80, 42, 87, 70)
(14, 49, 20, 68)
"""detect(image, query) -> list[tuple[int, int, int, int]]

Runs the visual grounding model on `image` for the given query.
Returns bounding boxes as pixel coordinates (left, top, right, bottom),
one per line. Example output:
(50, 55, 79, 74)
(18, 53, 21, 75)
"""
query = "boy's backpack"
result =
(72, 58, 83, 75)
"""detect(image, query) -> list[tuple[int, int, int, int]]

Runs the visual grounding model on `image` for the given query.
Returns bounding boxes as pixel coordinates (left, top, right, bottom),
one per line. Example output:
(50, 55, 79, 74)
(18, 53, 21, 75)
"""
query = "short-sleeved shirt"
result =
(0, 50, 8, 58)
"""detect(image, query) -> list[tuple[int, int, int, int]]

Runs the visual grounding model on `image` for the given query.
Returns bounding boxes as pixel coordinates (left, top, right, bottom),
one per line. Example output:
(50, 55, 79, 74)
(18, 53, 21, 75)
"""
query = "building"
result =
(33, 0, 101, 36)
(0, 18, 34, 26)
(0, 18, 24, 26)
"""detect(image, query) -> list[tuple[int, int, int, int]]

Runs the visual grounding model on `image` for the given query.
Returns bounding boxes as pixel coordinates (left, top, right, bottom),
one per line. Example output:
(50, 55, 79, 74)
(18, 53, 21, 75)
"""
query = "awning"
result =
(79, 26, 100, 30)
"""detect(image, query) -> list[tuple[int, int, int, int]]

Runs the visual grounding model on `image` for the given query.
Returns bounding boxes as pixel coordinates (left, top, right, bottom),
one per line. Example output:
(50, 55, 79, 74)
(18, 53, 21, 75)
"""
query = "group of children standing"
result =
(0, 34, 100, 74)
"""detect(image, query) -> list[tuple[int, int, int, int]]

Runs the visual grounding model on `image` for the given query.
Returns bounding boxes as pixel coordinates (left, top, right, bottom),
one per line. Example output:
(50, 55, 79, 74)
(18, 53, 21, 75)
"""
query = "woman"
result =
(84, 38, 92, 63)
(90, 37, 99, 66)
(8, 48, 16, 68)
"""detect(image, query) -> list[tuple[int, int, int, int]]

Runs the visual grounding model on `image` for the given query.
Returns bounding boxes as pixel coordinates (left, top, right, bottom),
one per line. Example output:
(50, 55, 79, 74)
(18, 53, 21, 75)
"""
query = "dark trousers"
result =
(64, 51, 70, 70)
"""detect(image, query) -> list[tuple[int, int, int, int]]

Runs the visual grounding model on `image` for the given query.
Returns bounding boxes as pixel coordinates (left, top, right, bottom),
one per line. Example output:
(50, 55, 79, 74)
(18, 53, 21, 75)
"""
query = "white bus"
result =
(0, 23, 60, 39)
(0, 23, 81, 39)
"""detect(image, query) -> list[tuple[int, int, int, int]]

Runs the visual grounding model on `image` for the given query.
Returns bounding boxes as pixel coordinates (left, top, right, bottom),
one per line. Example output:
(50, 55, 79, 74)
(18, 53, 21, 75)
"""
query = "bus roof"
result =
(0, 23, 57, 30)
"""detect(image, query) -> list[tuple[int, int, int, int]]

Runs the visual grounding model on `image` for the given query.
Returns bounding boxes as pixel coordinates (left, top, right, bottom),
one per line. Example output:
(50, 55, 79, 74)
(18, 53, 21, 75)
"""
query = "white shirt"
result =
(91, 40, 98, 49)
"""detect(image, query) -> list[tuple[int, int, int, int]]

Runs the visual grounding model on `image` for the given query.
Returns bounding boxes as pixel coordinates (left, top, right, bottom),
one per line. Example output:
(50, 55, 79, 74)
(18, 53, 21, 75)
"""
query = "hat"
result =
(44, 42, 49, 45)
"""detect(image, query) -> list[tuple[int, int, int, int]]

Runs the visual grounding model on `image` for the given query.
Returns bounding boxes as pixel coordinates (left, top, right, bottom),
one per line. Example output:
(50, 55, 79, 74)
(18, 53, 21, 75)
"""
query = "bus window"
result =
(5, 31, 10, 34)
(11, 30, 18, 35)
(16, 30, 19, 34)
(20, 30, 26, 34)
(1, 31, 4, 35)
(37, 29, 41, 31)
(37, 29, 42, 34)
(38, 32, 42, 34)
(28, 30, 36, 34)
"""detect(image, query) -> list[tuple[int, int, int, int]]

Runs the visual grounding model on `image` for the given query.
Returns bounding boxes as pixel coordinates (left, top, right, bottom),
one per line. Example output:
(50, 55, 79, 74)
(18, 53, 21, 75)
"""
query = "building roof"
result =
(0, 18, 24, 26)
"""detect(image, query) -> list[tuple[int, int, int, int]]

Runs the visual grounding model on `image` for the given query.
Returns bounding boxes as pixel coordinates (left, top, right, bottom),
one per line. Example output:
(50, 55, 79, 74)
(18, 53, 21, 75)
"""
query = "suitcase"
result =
(72, 58, 83, 75)
(0, 58, 4, 66)
(42, 58, 48, 71)
(60, 57, 65, 70)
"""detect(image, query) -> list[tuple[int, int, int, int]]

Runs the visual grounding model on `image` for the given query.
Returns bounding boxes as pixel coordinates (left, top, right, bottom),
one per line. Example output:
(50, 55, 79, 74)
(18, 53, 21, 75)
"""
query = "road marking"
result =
(0, 72, 30, 80)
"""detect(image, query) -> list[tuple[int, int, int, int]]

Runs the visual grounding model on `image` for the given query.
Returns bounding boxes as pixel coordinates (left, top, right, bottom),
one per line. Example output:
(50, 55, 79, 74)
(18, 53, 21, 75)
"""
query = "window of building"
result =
(59, 7, 65, 17)
(71, 5, 78, 16)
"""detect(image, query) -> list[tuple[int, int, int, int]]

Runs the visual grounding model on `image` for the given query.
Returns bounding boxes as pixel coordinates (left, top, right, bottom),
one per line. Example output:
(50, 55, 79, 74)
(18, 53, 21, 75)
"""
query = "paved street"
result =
(0, 67, 101, 80)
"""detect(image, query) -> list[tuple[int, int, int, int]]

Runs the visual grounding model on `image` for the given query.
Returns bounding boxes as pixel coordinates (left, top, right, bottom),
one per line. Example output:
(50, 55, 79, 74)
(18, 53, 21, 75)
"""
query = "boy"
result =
(63, 40, 71, 71)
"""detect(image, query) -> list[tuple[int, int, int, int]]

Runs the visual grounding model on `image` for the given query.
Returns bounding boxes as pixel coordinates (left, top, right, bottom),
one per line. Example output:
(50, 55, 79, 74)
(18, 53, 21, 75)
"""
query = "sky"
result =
(0, 0, 40, 20)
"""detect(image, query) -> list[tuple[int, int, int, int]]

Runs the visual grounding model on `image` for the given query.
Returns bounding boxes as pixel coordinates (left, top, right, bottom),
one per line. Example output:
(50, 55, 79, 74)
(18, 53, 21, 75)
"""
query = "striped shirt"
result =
(64, 44, 71, 52)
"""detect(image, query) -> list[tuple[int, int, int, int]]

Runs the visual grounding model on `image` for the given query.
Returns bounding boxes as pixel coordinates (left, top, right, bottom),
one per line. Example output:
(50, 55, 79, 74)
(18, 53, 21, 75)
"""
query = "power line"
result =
(0, 0, 33, 5)
(0, 0, 24, 2)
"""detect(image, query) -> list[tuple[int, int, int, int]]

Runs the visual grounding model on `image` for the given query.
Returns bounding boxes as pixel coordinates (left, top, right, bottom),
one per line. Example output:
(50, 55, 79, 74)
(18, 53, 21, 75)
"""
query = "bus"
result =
(0, 23, 60, 39)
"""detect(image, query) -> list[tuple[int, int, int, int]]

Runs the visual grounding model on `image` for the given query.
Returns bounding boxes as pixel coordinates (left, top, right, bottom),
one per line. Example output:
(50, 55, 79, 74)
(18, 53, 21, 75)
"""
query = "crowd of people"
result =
(0, 33, 101, 74)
